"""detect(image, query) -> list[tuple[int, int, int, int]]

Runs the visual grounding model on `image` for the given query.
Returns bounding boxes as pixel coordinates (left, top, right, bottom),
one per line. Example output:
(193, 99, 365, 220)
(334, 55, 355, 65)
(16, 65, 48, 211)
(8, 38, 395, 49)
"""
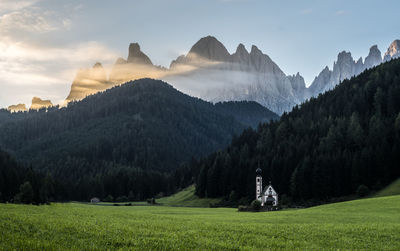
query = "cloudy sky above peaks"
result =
(0, 0, 398, 108)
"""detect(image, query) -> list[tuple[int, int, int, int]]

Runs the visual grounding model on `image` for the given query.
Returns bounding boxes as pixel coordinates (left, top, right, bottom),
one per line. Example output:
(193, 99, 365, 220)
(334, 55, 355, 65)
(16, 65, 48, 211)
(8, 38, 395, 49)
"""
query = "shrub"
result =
(250, 200, 262, 211)
(103, 195, 114, 202)
(116, 196, 128, 202)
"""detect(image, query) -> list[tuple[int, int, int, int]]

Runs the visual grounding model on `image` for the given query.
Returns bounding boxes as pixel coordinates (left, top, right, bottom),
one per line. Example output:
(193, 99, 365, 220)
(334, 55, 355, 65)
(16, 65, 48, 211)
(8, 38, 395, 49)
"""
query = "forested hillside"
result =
(0, 149, 53, 204)
(195, 58, 400, 204)
(0, 78, 276, 201)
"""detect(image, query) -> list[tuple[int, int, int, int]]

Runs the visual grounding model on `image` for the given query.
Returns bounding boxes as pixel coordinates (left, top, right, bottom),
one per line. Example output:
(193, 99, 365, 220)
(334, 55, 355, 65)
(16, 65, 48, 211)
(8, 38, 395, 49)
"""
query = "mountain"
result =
(7, 104, 27, 113)
(309, 45, 382, 95)
(63, 37, 400, 115)
(65, 36, 308, 115)
(193, 58, 400, 204)
(30, 97, 53, 110)
(65, 62, 112, 102)
(0, 78, 277, 200)
(384, 40, 400, 62)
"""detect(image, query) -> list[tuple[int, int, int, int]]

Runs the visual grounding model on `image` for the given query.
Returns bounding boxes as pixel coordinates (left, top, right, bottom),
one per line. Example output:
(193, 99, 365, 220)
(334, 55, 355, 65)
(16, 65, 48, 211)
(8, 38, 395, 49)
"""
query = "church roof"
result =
(263, 184, 278, 196)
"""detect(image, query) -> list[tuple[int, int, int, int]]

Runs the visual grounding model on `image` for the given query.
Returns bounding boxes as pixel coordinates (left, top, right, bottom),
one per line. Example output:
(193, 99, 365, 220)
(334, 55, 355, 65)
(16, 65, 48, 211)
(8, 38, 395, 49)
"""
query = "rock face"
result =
(30, 97, 53, 110)
(127, 43, 153, 65)
(187, 36, 230, 62)
(384, 40, 400, 62)
(364, 45, 382, 69)
(309, 44, 383, 96)
(8, 104, 27, 113)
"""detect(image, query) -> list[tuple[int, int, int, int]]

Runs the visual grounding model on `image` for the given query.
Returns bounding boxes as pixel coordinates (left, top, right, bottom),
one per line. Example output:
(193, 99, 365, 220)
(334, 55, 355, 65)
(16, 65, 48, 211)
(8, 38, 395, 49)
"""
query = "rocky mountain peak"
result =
(364, 45, 382, 69)
(188, 36, 230, 61)
(127, 43, 153, 65)
(288, 72, 306, 91)
(336, 51, 353, 63)
(250, 45, 262, 56)
(30, 97, 53, 110)
(384, 40, 400, 61)
(235, 43, 248, 55)
(7, 104, 27, 113)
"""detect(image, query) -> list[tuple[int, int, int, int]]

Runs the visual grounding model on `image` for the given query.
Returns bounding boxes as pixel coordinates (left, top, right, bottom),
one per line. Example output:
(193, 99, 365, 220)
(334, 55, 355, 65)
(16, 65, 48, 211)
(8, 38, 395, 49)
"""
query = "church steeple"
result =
(256, 168, 262, 203)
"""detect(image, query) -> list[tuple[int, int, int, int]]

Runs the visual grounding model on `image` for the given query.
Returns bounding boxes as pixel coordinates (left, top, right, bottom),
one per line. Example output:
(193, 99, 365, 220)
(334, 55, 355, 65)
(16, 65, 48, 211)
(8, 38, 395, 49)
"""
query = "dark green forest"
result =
(0, 79, 276, 201)
(195, 58, 400, 205)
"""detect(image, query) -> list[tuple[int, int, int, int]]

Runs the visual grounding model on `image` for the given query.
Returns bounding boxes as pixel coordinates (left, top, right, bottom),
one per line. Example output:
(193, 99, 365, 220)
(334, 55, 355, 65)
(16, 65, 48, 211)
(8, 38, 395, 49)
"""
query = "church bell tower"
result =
(256, 168, 263, 203)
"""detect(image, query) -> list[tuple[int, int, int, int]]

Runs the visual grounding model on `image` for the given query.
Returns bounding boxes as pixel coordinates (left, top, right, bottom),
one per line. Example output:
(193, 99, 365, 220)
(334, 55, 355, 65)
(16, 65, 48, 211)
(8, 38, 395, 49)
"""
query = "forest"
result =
(195, 58, 400, 205)
(0, 79, 276, 202)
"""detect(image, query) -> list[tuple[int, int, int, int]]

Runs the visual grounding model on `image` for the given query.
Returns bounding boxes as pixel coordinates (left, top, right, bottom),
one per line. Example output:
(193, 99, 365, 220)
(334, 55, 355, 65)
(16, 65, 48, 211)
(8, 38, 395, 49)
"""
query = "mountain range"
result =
(7, 37, 400, 115)
(60, 37, 400, 115)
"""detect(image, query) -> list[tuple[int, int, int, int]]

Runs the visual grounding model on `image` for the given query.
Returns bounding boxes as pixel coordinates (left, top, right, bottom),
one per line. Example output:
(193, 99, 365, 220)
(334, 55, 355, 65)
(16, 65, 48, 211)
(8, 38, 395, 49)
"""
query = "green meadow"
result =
(0, 195, 399, 250)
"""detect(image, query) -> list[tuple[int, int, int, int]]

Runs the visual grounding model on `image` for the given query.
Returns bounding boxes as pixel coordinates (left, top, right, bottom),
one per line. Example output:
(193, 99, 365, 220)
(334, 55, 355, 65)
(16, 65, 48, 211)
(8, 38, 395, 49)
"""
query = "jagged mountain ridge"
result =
(64, 36, 400, 114)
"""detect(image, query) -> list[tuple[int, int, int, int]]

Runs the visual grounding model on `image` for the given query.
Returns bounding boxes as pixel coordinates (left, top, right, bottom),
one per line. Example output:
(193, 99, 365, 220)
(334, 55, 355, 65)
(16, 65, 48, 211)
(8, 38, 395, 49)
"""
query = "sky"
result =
(0, 0, 399, 108)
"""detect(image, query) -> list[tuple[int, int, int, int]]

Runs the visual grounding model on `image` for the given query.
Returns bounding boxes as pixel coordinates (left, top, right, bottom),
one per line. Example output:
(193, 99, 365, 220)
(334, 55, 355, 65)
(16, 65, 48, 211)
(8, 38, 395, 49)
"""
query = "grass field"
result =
(375, 178, 400, 198)
(157, 185, 221, 207)
(0, 195, 399, 250)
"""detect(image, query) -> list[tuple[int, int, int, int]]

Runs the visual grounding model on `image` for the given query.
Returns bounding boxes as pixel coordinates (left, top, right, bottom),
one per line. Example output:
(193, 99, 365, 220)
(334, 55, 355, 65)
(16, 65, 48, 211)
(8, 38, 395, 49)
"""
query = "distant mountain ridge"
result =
(61, 36, 400, 114)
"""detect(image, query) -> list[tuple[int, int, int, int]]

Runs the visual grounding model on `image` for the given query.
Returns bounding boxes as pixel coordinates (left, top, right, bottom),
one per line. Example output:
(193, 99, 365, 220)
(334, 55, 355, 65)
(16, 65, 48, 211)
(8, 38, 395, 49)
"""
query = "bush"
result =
(357, 185, 370, 197)
(250, 200, 262, 211)
(103, 195, 114, 202)
(116, 196, 128, 202)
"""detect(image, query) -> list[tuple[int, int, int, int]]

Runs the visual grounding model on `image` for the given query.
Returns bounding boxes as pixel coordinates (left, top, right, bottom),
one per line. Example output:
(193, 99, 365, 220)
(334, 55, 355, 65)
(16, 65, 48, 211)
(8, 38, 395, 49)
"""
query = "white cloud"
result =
(0, 40, 119, 107)
(0, 1, 117, 108)
(0, 0, 39, 13)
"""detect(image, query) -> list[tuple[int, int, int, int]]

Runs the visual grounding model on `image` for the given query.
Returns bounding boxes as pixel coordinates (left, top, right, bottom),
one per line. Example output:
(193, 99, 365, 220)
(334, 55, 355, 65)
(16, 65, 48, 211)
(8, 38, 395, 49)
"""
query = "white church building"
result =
(256, 168, 278, 207)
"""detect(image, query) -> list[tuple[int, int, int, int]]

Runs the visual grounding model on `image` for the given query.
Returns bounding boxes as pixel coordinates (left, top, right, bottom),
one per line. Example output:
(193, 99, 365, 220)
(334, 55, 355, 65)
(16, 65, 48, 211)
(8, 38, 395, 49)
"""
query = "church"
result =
(256, 168, 278, 207)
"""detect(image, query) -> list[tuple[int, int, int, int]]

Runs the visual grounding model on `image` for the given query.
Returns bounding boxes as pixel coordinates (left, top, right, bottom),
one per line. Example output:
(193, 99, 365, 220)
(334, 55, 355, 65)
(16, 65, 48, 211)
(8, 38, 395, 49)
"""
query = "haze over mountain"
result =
(63, 36, 400, 115)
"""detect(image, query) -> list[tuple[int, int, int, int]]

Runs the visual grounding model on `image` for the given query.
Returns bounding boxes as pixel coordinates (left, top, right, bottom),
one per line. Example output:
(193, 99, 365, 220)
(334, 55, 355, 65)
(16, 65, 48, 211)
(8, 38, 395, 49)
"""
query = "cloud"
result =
(0, 0, 39, 13)
(0, 39, 119, 107)
(0, 8, 72, 41)
(0, 1, 117, 108)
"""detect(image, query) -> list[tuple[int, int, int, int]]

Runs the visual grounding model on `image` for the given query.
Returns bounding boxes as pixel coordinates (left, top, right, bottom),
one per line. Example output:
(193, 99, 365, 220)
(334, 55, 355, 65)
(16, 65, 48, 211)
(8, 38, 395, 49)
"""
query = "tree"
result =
(16, 182, 34, 204)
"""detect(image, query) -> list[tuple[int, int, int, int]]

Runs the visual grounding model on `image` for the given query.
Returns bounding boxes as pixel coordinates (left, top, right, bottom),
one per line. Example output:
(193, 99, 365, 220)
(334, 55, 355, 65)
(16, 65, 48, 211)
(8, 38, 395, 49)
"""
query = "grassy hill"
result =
(375, 178, 400, 197)
(0, 195, 399, 250)
(157, 185, 221, 207)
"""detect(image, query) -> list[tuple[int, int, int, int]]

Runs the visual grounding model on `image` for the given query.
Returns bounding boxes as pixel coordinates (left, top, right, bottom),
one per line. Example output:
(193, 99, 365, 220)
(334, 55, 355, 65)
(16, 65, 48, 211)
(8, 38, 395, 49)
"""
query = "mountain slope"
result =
(0, 78, 277, 200)
(194, 58, 400, 203)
